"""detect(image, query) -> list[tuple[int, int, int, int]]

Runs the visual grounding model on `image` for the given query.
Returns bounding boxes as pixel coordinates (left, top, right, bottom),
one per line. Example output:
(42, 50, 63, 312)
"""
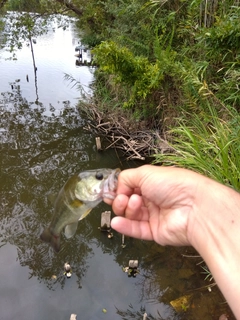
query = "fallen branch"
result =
(79, 103, 173, 161)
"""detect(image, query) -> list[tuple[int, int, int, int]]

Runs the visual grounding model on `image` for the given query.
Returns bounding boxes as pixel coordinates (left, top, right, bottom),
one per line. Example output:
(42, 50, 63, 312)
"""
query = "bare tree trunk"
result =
(29, 36, 39, 102)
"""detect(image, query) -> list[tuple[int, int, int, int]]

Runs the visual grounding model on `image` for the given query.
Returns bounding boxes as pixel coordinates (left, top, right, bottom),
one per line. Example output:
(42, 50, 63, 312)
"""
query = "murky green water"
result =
(0, 16, 235, 320)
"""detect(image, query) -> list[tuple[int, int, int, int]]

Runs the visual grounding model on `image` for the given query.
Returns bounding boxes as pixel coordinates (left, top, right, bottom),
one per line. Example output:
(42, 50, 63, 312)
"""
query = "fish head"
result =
(75, 168, 120, 203)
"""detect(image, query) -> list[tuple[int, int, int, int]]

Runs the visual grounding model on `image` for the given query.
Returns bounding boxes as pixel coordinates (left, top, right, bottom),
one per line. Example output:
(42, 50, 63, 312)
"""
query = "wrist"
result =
(189, 177, 240, 258)
(188, 177, 240, 317)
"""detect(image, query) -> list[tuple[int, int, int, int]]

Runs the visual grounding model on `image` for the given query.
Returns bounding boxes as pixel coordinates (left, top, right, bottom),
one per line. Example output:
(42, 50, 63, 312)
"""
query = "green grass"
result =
(154, 103, 240, 190)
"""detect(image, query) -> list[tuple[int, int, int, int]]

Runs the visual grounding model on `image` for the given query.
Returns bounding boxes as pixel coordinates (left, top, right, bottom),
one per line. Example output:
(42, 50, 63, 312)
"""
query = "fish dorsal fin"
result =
(65, 223, 78, 239)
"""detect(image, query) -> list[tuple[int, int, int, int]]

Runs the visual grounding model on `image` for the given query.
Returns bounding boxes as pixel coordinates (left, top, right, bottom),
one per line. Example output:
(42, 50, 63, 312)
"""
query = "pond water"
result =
(0, 16, 235, 320)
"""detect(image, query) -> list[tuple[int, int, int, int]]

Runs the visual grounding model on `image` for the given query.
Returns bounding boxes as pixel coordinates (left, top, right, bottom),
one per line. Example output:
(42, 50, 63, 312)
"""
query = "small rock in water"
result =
(70, 314, 77, 320)
(64, 262, 72, 278)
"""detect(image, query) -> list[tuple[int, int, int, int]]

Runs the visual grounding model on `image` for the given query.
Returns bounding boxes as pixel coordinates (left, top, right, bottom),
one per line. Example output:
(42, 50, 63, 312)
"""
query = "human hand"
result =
(105, 165, 206, 246)
(105, 165, 240, 318)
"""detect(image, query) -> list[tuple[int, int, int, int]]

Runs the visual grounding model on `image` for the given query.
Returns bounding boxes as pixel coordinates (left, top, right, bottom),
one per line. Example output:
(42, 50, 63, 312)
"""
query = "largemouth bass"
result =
(40, 168, 120, 252)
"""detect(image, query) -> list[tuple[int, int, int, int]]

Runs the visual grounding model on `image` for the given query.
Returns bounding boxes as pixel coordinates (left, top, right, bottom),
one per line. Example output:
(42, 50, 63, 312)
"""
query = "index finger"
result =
(103, 168, 139, 206)
(116, 167, 144, 196)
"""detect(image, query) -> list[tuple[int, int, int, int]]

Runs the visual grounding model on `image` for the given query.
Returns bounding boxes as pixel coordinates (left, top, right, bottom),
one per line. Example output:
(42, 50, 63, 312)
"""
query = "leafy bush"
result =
(93, 40, 176, 111)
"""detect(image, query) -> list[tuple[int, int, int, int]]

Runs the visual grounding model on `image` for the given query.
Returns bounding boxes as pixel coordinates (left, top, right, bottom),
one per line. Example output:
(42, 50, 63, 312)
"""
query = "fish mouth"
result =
(102, 168, 121, 200)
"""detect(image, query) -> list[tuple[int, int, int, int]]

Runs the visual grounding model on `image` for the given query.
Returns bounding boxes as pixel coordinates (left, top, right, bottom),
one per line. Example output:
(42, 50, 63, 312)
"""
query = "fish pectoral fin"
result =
(64, 209, 93, 239)
(79, 208, 92, 221)
(65, 223, 78, 239)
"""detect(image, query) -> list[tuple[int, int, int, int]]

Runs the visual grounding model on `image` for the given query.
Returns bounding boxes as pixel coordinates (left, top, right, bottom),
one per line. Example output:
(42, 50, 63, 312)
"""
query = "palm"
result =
(110, 165, 198, 246)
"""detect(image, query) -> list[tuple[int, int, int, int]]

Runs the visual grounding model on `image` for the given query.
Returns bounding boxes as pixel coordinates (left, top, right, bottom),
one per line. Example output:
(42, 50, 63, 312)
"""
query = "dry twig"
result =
(80, 103, 172, 160)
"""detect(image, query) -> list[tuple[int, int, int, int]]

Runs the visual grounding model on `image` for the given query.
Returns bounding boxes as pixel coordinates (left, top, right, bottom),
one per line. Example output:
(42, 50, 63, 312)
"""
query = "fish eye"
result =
(95, 172, 104, 180)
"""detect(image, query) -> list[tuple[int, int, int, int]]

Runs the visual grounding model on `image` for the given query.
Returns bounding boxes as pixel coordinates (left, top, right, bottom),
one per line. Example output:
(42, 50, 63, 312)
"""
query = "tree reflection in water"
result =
(0, 82, 96, 289)
(116, 304, 169, 320)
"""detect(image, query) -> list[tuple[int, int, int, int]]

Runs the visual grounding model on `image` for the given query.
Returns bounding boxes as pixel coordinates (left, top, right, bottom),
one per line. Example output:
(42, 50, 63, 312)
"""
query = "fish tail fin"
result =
(40, 228, 61, 253)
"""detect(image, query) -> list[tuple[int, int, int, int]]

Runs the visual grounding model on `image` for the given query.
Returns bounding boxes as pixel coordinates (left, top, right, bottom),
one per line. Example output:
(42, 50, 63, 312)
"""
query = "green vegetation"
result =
(154, 102, 240, 189)
(1, 0, 240, 187)
(92, 41, 176, 114)
(83, 0, 240, 188)
(82, 1, 240, 121)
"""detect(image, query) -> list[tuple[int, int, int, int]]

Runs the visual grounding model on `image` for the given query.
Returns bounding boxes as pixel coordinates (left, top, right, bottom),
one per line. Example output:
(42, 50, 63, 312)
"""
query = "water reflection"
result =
(0, 17, 93, 115)
(0, 83, 178, 319)
(0, 82, 95, 287)
(0, 83, 144, 293)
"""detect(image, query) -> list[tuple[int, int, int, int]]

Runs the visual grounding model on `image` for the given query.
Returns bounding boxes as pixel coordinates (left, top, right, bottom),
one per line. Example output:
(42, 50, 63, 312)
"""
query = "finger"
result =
(111, 216, 153, 241)
(103, 197, 113, 205)
(124, 194, 149, 221)
(104, 168, 143, 206)
(112, 194, 129, 216)
(116, 167, 148, 195)
(112, 194, 149, 220)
